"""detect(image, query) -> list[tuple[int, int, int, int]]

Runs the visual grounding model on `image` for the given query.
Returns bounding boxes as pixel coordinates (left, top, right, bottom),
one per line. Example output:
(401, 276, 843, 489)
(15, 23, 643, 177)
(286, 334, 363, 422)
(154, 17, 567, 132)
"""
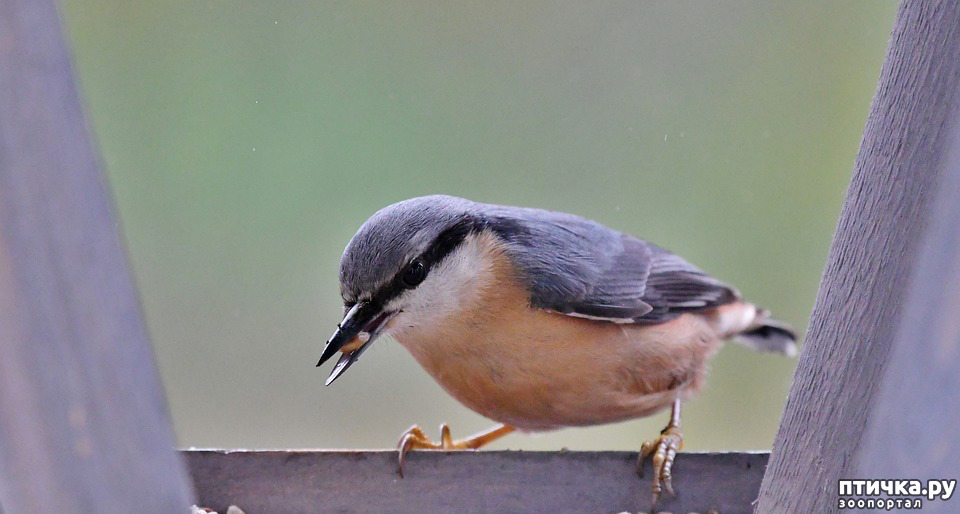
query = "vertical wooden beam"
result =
(756, 1, 960, 512)
(0, 1, 195, 512)
(854, 69, 960, 508)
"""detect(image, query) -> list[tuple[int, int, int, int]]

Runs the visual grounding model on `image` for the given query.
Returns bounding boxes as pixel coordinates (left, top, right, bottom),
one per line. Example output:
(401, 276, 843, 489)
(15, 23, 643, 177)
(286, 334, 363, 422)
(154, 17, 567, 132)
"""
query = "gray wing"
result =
(485, 206, 738, 324)
(638, 244, 740, 323)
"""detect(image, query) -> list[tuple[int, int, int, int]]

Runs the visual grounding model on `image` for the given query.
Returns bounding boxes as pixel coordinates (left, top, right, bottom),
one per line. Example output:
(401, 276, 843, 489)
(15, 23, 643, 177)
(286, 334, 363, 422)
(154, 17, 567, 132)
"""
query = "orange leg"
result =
(637, 398, 684, 506)
(397, 423, 515, 477)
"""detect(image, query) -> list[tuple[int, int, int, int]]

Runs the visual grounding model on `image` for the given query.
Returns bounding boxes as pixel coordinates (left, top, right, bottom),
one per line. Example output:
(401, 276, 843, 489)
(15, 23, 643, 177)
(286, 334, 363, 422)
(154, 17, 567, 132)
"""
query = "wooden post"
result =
(0, 1, 195, 512)
(756, 1, 960, 512)
(854, 59, 960, 505)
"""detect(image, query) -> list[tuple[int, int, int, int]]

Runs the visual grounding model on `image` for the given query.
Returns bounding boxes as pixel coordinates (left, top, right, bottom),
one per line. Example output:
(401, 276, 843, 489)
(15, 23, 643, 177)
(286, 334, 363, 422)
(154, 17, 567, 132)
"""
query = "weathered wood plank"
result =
(756, 1, 960, 512)
(853, 45, 960, 511)
(186, 450, 766, 513)
(0, 1, 195, 512)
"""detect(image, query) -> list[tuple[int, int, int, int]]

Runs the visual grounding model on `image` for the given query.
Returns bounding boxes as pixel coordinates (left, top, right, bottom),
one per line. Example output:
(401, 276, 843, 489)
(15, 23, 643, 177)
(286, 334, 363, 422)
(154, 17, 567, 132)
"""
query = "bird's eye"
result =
(402, 260, 426, 287)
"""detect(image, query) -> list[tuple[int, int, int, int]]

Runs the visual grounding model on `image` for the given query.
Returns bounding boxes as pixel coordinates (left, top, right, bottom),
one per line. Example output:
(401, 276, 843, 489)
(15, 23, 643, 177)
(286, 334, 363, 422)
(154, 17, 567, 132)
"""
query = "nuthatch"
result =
(317, 195, 796, 503)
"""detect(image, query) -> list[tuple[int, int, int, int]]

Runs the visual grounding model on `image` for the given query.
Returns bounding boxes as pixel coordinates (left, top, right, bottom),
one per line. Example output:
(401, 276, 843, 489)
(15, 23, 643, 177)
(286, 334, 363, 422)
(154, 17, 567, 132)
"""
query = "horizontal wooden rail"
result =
(185, 450, 766, 513)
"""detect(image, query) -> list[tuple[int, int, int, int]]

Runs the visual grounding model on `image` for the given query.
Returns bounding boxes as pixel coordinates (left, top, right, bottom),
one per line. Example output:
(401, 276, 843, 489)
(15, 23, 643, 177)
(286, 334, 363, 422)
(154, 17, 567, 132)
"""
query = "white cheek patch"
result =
(386, 233, 498, 335)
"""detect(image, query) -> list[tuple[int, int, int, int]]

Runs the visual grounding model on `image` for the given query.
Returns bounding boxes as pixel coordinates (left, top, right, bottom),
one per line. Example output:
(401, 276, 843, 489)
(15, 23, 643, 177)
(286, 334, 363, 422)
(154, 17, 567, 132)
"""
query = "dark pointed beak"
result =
(317, 301, 396, 386)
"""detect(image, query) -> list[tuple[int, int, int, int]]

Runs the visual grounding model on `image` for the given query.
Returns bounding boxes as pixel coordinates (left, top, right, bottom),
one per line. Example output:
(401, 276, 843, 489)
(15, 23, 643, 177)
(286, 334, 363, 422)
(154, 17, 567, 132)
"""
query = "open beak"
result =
(317, 301, 396, 386)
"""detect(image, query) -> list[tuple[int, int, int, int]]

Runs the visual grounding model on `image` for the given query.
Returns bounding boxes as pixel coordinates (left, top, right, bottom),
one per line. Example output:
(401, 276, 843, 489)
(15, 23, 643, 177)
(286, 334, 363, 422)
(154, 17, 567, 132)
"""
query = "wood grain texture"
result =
(0, 1, 195, 512)
(186, 450, 767, 513)
(756, 1, 960, 512)
(853, 51, 960, 511)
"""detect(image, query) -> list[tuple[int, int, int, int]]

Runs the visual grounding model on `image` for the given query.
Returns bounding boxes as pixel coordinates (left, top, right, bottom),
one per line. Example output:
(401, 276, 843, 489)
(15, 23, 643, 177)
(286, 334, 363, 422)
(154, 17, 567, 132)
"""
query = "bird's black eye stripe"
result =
(369, 216, 482, 304)
(421, 217, 479, 265)
(402, 259, 426, 287)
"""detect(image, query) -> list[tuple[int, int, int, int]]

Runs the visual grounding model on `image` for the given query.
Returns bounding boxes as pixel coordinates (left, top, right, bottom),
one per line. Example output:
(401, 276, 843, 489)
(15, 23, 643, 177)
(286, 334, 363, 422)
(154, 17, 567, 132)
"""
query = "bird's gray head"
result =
(318, 195, 495, 384)
(338, 195, 479, 304)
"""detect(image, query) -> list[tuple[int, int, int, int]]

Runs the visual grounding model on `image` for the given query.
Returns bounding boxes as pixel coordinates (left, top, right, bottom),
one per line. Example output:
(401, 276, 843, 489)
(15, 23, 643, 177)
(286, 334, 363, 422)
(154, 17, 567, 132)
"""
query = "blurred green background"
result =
(60, 1, 896, 451)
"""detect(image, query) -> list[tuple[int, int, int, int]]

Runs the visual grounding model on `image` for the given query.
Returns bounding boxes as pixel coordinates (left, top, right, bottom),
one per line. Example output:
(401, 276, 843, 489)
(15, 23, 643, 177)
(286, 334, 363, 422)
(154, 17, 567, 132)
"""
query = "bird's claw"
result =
(637, 424, 683, 506)
(396, 423, 463, 478)
(396, 423, 514, 478)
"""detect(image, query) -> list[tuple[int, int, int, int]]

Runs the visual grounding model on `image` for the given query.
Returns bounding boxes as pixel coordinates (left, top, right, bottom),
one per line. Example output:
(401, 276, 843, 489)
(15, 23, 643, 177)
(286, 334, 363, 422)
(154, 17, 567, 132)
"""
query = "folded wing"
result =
(486, 206, 738, 324)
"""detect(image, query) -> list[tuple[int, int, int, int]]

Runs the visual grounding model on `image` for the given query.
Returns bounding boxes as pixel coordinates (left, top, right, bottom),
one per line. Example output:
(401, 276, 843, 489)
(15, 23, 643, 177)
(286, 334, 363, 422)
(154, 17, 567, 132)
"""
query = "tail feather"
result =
(733, 307, 798, 357)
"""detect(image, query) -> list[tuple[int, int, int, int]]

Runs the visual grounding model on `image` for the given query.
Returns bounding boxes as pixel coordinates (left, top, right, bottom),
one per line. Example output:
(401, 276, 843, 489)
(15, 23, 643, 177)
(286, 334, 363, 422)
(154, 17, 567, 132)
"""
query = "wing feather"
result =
(485, 206, 737, 324)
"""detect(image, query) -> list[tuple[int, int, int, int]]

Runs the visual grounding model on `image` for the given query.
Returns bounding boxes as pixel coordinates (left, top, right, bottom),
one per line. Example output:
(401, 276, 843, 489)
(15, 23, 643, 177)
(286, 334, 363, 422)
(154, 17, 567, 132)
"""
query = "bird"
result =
(316, 195, 796, 504)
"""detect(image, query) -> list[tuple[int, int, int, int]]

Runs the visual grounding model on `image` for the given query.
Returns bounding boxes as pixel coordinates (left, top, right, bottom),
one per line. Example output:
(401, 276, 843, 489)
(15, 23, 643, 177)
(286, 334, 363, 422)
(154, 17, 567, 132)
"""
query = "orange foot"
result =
(396, 423, 514, 477)
(637, 399, 684, 506)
